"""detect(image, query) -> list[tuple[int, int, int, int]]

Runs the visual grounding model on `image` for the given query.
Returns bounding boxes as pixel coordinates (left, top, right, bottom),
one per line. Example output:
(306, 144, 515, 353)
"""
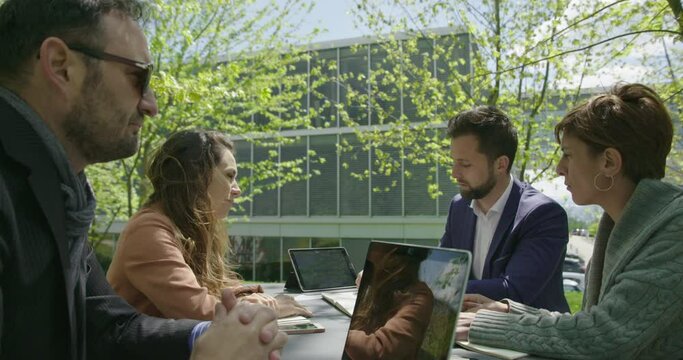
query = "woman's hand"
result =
(239, 292, 278, 311)
(274, 294, 313, 318)
(192, 289, 287, 360)
(455, 312, 476, 341)
(461, 294, 509, 313)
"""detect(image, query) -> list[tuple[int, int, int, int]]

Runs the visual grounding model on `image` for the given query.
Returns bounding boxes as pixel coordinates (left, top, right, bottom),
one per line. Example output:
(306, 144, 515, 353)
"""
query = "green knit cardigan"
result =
(468, 179, 683, 359)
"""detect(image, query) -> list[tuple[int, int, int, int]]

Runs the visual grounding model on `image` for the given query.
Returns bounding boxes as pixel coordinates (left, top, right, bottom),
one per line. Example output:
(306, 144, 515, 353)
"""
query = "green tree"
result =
(87, 0, 320, 250)
(330, 0, 681, 200)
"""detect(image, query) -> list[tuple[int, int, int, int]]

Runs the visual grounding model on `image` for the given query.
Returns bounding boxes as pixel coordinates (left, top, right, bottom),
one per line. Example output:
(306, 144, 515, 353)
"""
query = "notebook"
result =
(341, 241, 472, 360)
(288, 247, 357, 292)
(454, 341, 528, 359)
(277, 316, 325, 335)
(320, 291, 356, 317)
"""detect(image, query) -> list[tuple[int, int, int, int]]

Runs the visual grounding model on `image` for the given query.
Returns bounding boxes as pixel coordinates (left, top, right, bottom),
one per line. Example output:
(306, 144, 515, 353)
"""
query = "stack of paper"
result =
(455, 341, 528, 360)
(277, 316, 310, 327)
(277, 316, 325, 335)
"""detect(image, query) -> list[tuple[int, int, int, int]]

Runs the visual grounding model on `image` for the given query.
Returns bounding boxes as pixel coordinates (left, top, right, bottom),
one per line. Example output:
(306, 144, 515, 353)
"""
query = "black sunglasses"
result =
(67, 44, 153, 96)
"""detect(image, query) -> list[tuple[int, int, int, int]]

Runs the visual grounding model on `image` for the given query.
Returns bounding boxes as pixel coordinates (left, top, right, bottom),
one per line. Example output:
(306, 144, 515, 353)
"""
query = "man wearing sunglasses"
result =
(0, 0, 286, 359)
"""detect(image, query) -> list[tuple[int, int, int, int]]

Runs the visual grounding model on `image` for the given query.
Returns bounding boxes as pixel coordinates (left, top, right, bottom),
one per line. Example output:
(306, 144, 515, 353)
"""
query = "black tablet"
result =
(288, 247, 357, 292)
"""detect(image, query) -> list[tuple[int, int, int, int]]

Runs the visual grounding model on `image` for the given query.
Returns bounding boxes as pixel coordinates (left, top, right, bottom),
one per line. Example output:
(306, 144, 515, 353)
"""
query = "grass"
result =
(565, 291, 583, 313)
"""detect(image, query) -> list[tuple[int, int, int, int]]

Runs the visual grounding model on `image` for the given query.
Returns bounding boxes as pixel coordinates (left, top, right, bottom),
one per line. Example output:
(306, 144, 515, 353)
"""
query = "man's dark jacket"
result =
(0, 97, 200, 359)
(440, 179, 570, 312)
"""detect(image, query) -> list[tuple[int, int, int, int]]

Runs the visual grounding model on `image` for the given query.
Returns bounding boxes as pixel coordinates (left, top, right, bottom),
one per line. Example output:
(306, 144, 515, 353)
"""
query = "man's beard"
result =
(460, 168, 497, 200)
(62, 75, 141, 165)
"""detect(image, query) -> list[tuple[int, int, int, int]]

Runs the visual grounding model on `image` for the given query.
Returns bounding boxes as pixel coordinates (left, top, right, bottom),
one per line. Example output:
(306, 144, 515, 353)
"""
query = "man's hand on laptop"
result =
(461, 294, 509, 313)
(191, 289, 288, 360)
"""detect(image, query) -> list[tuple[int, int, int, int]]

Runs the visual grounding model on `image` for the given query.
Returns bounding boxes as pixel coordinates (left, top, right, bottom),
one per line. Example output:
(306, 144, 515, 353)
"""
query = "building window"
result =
(404, 159, 437, 216)
(280, 137, 307, 216)
(252, 143, 279, 216)
(309, 134, 338, 215)
(340, 133, 369, 215)
(339, 46, 369, 126)
(310, 48, 338, 128)
(371, 144, 402, 216)
(254, 236, 281, 282)
(282, 237, 310, 282)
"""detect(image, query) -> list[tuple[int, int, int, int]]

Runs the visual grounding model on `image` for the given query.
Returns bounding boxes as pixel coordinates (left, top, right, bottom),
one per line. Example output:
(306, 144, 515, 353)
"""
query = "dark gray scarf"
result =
(0, 86, 96, 296)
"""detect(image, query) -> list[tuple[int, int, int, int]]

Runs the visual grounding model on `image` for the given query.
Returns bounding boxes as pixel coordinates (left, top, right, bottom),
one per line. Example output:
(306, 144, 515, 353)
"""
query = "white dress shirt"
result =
(470, 175, 514, 280)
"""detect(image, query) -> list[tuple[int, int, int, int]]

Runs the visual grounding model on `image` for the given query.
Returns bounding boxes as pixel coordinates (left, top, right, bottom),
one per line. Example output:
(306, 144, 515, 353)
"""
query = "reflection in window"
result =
(282, 237, 311, 282)
(229, 235, 254, 281)
(403, 38, 435, 123)
(404, 159, 436, 216)
(310, 135, 338, 215)
(340, 134, 369, 216)
(371, 144, 402, 216)
(254, 237, 281, 282)
(435, 34, 471, 101)
(310, 48, 338, 128)
(312, 238, 340, 248)
(342, 238, 371, 274)
(339, 46, 368, 126)
(280, 137, 307, 216)
(369, 43, 400, 125)
(282, 58, 309, 130)
(252, 144, 278, 216)
(405, 238, 439, 247)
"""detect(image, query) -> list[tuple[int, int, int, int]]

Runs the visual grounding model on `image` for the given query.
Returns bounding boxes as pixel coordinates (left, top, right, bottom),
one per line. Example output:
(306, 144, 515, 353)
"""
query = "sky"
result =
(297, 0, 362, 43)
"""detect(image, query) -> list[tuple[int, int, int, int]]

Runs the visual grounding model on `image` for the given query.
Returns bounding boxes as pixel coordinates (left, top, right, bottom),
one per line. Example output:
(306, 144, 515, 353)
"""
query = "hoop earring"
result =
(593, 173, 614, 192)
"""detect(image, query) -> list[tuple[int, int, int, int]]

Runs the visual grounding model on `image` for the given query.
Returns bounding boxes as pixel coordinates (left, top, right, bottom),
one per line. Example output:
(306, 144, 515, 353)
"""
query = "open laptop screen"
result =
(288, 247, 357, 292)
(342, 241, 471, 360)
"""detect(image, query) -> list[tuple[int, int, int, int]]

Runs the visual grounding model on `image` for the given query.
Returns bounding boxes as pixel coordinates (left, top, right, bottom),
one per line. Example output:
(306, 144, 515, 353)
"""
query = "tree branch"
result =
(476, 29, 681, 77)
(522, 0, 628, 57)
(668, 0, 683, 35)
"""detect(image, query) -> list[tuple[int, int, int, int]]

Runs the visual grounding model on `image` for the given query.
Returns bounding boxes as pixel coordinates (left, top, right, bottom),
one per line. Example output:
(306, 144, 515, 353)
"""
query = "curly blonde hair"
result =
(145, 130, 241, 296)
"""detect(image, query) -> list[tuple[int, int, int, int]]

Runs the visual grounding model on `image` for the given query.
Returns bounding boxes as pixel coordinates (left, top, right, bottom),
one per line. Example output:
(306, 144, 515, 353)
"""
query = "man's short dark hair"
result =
(446, 106, 518, 173)
(0, 0, 147, 84)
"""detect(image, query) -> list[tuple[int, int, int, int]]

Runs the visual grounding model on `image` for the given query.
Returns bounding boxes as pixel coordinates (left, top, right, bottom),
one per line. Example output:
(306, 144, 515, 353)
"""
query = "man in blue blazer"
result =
(441, 107, 569, 312)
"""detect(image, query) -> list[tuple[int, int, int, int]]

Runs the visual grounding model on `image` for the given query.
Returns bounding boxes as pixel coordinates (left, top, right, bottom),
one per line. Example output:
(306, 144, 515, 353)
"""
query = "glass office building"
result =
(227, 28, 472, 282)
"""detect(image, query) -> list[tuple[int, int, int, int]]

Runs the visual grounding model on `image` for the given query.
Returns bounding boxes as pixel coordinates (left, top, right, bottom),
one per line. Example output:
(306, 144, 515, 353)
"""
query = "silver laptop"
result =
(341, 241, 471, 360)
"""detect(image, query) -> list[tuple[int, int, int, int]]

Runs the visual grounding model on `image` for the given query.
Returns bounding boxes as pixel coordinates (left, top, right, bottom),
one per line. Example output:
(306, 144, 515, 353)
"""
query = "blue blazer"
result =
(440, 179, 570, 312)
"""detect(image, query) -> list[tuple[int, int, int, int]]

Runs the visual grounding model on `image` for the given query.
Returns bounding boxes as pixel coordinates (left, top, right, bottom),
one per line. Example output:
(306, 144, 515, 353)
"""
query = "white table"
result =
(262, 284, 545, 360)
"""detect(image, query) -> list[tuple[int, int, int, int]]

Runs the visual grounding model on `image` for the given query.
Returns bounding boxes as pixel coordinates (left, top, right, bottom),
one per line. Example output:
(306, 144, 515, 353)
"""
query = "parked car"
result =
(563, 254, 586, 273)
(562, 271, 586, 291)
(571, 228, 590, 237)
(563, 278, 583, 292)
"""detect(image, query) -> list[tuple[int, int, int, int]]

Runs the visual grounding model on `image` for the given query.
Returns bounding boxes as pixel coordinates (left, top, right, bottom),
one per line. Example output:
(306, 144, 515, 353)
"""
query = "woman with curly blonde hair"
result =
(107, 130, 308, 320)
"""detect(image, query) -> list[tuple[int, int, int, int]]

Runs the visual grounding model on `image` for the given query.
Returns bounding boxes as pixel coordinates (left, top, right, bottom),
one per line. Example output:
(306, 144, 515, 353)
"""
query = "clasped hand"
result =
(191, 289, 288, 360)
